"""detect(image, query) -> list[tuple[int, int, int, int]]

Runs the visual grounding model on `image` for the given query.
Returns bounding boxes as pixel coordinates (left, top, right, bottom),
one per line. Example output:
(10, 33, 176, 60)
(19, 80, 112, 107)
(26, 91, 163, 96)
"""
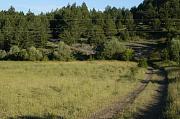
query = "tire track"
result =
(88, 68, 153, 119)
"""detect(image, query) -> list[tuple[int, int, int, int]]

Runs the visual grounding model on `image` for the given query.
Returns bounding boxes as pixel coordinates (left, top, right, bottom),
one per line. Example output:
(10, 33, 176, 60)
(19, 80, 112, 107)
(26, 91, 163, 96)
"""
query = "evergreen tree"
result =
(104, 14, 117, 37)
(87, 25, 106, 46)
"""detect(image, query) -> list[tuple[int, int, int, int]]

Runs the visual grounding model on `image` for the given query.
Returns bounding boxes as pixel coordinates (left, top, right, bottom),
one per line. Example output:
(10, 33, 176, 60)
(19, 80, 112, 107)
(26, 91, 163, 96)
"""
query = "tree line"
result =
(0, 0, 179, 61)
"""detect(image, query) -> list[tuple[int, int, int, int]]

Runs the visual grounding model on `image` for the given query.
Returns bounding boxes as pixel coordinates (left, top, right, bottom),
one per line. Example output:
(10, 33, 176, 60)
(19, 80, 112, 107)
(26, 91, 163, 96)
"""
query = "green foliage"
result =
(132, 0, 179, 37)
(150, 51, 161, 61)
(40, 49, 50, 61)
(19, 49, 29, 61)
(170, 38, 180, 63)
(9, 45, 20, 60)
(152, 19, 161, 30)
(0, 50, 7, 60)
(53, 42, 73, 61)
(87, 25, 106, 46)
(161, 48, 169, 61)
(28, 46, 43, 61)
(0, 1, 179, 61)
(122, 48, 134, 61)
(104, 14, 117, 37)
(28, 46, 37, 61)
(138, 58, 148, 68)
(103, 38, 126, 59)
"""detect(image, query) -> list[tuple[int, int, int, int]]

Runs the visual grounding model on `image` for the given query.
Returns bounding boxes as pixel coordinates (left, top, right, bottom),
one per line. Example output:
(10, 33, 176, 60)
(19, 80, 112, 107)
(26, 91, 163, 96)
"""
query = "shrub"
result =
(161, 48, 169, 61)
(0, 50, 7, 60)
(28, 46, 37, 61)
(138, 58, 148, 68)
(19, 49, 29, 61)
(28, 46, 43, 61)
(103, 38, 126, 59)
(122, 48, 134, 61)
(35, 49, 43, 61)
(53, 42, 73, 61)
(170, 38, 180, 63)
(39, 49, 50, 61)
(9, 45, 20, 60)
(149, 51, 161, 60)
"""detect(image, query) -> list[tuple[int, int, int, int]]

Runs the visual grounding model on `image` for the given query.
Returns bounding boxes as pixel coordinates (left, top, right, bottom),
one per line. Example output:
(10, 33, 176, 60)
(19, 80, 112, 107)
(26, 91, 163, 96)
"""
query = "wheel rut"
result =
(88, 68, 153, 119)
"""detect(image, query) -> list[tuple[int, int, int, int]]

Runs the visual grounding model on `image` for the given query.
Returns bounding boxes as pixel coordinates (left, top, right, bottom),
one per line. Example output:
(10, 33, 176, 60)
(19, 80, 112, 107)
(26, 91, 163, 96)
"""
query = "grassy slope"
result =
(0, 61, 145, 119)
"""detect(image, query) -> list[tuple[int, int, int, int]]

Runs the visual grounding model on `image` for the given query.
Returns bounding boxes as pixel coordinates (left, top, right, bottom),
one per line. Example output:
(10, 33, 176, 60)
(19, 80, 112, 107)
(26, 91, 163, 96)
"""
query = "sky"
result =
(0, 0, 144, 14)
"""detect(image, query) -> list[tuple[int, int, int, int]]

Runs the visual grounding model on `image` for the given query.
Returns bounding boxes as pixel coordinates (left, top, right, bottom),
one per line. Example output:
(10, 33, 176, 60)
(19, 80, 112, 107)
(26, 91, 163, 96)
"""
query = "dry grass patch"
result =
(0, 61, 145, 119)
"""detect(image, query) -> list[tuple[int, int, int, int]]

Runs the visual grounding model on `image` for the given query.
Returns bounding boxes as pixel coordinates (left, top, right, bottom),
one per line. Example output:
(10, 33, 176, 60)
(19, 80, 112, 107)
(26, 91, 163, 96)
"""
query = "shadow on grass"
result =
(134, 69, 168, 119)
(8, 114, 64, 119)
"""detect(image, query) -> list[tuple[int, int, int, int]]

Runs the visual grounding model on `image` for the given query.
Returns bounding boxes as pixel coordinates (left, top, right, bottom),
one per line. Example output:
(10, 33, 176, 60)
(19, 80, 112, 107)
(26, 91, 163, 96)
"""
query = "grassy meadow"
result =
(0, 61, 146, 119)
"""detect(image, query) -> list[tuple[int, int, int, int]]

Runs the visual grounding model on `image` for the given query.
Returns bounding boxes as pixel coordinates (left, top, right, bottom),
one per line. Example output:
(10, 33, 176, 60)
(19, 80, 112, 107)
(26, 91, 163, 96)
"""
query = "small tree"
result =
(0, 50, 7, 60)
(103, 38, 126, 59)
(123, 48, 134, 61)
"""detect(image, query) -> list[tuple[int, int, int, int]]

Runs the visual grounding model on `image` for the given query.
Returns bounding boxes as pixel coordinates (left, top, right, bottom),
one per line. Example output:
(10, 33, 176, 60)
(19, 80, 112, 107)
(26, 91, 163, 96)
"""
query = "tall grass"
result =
(154, 61, 180, 119)
(164, 67, 180, 119)
(0, 61, 145, 119)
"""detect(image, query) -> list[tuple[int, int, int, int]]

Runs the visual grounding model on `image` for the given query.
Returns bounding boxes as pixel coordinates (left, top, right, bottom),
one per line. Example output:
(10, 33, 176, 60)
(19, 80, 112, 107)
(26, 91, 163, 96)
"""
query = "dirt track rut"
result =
(88, 68, 153, 119)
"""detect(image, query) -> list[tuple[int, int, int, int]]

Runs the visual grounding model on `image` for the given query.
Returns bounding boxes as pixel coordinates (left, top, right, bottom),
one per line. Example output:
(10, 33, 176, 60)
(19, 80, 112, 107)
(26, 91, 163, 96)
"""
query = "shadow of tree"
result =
(134, 69, 168, 119)
(8, 114, 64, 119)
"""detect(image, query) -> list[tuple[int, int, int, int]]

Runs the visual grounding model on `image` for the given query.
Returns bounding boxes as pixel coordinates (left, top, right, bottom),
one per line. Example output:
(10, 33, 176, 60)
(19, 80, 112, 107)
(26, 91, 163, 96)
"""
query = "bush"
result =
(28, 46, 43, 61)
(103, 38, 126, 59)
(39, 49, 50, 61)
(170, 38, 180, 63)
(161, 48, 169, 61)
(149, 51, 161, 60)
(0, 50, 7, 60)
(53, 42, 73, 61)
(36, 49, 43, 61)
(19, 49, 29, 61)
(9, 45, 20, 60)
(28, 46, 37, 61)
(122, 48, 134, 61)
(138, 58, 148, 68)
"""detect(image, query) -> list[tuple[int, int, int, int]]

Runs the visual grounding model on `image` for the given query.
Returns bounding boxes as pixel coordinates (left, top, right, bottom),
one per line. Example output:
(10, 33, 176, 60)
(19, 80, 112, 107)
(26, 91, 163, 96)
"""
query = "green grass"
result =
(154, 61, 180, 119)
(164, 66, 180, 119)
(0, 61, 146, 119)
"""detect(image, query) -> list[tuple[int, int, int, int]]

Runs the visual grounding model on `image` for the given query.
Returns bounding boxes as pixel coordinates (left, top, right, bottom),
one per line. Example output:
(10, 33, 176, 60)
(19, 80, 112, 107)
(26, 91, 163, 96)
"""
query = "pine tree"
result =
(87, 25, 106, 46)
(104, 14, 117, 37)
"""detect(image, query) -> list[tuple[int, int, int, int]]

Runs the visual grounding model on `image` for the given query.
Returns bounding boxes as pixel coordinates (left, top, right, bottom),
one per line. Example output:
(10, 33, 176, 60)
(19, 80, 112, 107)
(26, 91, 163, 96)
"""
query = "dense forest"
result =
(0, 0, 179, 61)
